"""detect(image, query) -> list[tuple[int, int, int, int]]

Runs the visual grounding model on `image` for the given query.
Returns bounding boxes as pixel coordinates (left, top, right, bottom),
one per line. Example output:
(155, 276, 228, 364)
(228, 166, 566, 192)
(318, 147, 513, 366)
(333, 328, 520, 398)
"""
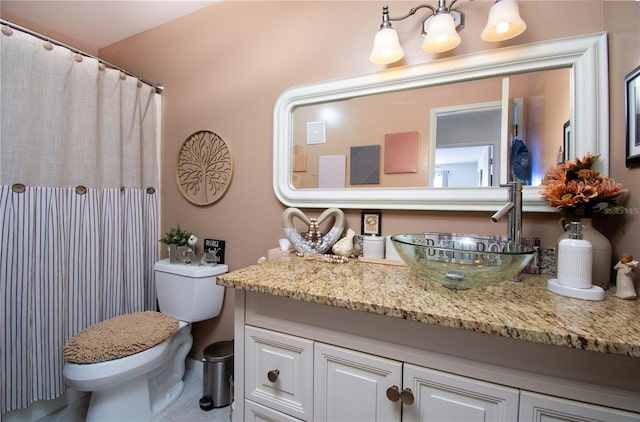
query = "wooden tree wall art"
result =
(176, 130, 233, 206)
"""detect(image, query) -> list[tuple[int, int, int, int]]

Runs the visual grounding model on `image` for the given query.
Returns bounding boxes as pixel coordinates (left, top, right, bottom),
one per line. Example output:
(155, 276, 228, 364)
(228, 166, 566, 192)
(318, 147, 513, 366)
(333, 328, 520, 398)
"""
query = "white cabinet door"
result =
(520, 391, 640, 422)
(314, 342, 402, 422)
(403, 363, 519, 422)
(245, 326, 314, 420)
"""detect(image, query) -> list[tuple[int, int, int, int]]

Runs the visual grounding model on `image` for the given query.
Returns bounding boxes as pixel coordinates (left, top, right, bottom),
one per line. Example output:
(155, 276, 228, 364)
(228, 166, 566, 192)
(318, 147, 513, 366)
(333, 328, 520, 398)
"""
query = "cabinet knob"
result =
(267, 369, 280, 382)
(400, 387, 415, 405)
(386, 385, 401, 402)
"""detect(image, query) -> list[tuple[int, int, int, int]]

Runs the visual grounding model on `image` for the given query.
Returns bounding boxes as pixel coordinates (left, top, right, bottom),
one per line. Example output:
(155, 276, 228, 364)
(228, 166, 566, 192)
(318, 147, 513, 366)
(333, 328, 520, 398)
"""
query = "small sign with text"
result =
(204, 239, 226, 264)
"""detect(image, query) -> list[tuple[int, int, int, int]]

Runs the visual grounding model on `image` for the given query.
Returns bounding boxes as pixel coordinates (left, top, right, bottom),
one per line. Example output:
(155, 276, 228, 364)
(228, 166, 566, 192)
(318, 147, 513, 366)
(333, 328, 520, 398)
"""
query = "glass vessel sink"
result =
(390, 233, 536, 290)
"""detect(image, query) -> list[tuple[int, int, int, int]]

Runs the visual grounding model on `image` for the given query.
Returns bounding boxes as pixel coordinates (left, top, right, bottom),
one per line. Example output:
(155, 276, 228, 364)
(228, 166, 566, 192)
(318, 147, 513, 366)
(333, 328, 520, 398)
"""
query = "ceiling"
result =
(1, 1, 218, 50)
(5, 0, 636, 52)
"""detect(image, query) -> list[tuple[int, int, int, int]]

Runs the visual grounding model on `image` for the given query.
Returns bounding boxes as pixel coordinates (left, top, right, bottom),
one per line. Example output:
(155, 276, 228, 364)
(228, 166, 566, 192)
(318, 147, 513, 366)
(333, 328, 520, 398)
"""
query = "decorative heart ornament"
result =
(282, 207, 345, 254)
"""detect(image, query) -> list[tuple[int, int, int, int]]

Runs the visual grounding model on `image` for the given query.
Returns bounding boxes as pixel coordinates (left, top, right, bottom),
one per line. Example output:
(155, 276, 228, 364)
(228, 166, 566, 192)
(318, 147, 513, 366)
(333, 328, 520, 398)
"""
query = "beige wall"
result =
(526, 68, 572, 181)
(101, 0, 640, 359)
(5, 1, 639, 359)
(0, 10, 99, 56)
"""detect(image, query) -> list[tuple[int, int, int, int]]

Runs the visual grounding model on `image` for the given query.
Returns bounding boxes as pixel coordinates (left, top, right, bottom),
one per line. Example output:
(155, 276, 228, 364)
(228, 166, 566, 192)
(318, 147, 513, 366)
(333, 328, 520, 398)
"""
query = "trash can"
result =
(199, 340, 234, 411)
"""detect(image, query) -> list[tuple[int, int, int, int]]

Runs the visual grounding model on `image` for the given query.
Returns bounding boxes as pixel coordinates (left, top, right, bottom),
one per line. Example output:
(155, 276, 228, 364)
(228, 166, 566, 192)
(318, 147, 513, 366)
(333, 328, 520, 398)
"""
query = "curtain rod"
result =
(0, 18, 164, 94)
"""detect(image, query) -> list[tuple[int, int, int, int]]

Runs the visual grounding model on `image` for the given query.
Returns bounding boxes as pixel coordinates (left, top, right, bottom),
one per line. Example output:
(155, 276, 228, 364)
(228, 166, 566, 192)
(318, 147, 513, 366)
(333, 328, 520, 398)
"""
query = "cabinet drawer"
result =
(245, 326, 313, 420)
(519, 391, 640, 422)
(245, 399, 304, 422)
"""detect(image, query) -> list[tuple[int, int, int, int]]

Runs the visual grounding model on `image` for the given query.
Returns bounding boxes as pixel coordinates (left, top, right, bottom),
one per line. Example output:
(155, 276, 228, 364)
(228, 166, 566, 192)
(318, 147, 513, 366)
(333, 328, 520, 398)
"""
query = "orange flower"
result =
(539, 154, 626, 219)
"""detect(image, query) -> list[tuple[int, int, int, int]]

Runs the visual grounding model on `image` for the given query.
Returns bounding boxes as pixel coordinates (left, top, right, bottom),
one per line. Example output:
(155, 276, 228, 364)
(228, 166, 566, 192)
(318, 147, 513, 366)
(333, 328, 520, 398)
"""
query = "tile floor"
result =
(37, 362, 232, 422)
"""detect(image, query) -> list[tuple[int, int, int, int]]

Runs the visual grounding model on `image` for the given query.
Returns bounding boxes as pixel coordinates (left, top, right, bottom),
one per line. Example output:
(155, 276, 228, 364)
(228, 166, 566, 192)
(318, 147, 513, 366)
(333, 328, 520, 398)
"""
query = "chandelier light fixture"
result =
(369, 0, 527, 65)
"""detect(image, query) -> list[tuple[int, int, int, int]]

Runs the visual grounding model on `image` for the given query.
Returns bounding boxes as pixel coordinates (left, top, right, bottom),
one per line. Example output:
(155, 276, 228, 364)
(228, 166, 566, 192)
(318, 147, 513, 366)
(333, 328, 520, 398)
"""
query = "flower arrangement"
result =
(159, 226, 191, 246)
(540, 154, 626, 220)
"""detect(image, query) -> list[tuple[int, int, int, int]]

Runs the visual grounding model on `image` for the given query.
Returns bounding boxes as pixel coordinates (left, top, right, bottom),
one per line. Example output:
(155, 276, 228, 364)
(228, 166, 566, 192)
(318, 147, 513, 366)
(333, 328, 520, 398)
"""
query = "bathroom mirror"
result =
(273, 33, 609, 211)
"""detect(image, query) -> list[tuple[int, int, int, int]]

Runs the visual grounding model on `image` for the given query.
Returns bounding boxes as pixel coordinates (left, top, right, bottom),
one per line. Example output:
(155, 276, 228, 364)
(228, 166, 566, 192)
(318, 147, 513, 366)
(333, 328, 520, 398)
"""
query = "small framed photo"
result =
(625, 64, 640, 167)
(361, 211, 382, 236)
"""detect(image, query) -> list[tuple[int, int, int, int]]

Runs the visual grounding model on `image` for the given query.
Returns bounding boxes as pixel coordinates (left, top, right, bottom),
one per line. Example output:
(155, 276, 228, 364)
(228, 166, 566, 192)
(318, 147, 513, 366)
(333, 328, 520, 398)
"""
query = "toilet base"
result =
(72, 323, 193, 422)
(86, 376, 184, 421)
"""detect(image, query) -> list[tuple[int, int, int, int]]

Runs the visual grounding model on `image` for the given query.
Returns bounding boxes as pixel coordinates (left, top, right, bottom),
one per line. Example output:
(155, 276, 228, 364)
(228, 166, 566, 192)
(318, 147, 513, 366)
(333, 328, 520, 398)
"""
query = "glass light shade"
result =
(369, 27, 404, 64)
(422, 13, 461, 53)
(481, 0, 527, 42)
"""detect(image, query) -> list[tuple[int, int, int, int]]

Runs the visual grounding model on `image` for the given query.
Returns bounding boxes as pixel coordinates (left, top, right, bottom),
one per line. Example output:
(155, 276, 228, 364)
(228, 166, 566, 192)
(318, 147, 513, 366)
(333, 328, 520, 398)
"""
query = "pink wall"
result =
(7, 1, 638, 358)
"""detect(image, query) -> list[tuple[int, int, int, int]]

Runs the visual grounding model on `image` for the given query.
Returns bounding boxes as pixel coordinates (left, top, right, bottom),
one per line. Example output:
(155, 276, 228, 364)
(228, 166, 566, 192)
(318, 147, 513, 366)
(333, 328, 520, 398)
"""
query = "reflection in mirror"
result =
(433, 102, 502, 187)
(292, 68, 569, 189)
(274, 33, 609, 211)
(434, 145, 494, 187)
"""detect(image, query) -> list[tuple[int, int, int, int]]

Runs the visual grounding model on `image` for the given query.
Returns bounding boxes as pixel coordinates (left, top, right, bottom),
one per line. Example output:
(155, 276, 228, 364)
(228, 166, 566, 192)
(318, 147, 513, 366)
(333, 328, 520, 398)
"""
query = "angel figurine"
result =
(614, 254, 638, 300)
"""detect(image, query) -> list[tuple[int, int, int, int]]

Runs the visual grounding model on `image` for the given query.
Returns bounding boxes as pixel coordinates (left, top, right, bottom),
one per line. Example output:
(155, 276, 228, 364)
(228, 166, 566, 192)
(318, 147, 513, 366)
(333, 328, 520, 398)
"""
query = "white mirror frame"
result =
(273, 33, 608, 211)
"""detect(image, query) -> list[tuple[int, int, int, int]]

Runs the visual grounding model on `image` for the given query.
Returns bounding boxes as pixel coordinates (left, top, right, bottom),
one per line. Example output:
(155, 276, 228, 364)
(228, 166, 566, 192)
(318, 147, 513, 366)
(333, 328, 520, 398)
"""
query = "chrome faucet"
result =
(491, 181, 523, 250)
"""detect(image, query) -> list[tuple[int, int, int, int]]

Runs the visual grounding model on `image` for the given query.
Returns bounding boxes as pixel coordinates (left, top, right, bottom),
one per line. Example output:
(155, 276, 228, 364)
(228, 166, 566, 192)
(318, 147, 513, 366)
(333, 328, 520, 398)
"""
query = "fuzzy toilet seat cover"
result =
(63, 311, 179, 364)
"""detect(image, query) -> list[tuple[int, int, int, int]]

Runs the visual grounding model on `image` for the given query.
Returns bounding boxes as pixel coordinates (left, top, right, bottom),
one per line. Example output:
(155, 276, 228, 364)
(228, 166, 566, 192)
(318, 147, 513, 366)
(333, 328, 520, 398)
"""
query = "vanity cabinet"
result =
(233, 290, 640, 422)
(245, 327, 520, 422)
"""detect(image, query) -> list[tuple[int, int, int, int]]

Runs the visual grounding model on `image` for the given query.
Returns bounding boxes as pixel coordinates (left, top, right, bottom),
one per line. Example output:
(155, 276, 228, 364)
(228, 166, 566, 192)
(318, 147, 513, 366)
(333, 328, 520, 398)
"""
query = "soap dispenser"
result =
(547, 222, 604, 301)
(557, 222, 592, 288)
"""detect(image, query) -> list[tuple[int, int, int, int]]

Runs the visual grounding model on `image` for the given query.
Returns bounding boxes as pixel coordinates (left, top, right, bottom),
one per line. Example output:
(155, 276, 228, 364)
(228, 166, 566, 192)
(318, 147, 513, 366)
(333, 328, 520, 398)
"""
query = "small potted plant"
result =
(160, 226, 191, 263)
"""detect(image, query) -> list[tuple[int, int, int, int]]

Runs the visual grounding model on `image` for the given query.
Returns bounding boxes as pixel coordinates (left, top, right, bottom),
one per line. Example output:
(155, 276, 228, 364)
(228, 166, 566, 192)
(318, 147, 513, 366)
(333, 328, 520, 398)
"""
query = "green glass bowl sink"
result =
(391, 233, 536, 290)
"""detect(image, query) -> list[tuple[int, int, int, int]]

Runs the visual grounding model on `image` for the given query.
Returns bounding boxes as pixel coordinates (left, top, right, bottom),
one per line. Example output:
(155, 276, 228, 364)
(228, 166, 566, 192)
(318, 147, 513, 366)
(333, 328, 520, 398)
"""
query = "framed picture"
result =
(361, 211, 382, 236)
(626, 65, 640, 167)
(563, 120, 571, 162)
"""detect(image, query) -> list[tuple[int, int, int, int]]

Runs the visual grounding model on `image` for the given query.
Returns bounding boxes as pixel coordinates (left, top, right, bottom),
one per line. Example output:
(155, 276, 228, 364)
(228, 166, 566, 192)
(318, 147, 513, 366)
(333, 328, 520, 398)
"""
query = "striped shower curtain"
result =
(0, 25, 161, 413)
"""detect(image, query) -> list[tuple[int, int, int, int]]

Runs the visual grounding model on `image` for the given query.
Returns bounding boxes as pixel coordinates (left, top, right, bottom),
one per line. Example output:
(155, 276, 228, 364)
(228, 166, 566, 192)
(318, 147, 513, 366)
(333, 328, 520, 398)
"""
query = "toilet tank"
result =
(154, 259, 229, 323)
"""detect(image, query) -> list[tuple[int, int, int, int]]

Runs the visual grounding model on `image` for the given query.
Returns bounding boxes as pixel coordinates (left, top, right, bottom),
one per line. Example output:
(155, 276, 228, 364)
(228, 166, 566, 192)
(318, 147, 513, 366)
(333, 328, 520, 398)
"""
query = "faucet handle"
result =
(500, 181, 522, 189)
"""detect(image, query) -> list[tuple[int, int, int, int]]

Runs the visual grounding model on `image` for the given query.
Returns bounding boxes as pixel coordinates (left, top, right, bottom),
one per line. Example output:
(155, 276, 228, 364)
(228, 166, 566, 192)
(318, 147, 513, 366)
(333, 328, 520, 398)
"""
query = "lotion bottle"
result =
(556, 222, 593, 289)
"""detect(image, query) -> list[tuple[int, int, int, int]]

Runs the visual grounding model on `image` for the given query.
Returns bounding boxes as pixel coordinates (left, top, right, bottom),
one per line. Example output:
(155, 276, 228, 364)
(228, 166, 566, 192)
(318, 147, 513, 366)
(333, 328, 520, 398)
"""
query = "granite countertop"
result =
(217, 256, 640, 358)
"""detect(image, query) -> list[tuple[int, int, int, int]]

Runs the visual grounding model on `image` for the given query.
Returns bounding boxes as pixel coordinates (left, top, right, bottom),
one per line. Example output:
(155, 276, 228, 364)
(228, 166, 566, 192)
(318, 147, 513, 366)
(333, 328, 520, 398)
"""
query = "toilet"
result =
(63, 259, 228, 421)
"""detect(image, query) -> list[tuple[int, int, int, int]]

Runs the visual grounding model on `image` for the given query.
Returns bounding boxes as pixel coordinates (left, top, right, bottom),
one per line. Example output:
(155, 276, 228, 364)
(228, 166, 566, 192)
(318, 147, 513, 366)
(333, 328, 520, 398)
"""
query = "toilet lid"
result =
(63, 311, 179, 364)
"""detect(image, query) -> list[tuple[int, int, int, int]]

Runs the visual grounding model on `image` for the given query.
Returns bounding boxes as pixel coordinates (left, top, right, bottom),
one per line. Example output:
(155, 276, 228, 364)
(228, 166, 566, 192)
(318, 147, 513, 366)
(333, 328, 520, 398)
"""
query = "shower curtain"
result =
(0, 25, 161, 413)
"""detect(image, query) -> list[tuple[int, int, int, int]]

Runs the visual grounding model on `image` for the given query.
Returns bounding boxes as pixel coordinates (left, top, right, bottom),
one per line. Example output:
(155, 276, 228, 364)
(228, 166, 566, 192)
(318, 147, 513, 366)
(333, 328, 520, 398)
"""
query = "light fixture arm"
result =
(385, 0, 460, 21)
(436, 0, 459, 14)
(385, 4, 436, 24)
(380, 1, 464, 34)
